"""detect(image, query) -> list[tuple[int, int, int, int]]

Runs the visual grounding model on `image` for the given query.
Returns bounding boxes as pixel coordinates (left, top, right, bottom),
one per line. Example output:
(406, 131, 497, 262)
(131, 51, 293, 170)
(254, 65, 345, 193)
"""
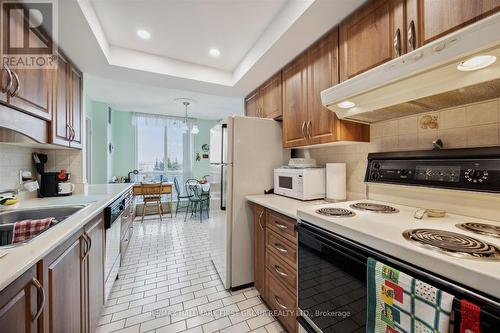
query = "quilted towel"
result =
(367, 257, 454, 333)
(12, 217, 54, 243)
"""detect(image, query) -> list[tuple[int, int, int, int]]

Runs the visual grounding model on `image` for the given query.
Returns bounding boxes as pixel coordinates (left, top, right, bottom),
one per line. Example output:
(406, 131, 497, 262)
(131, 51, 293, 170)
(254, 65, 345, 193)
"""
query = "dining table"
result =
(132, 182, 174, 218)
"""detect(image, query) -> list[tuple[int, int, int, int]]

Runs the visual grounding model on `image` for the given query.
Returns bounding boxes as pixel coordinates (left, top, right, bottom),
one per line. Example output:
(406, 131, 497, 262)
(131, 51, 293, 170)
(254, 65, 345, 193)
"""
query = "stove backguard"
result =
(365, 147, 500, 193)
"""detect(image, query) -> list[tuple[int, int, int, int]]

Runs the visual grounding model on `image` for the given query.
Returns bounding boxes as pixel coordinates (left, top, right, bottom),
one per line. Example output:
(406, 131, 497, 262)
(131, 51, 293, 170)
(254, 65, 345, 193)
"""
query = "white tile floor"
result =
(96, 214, 285, 333)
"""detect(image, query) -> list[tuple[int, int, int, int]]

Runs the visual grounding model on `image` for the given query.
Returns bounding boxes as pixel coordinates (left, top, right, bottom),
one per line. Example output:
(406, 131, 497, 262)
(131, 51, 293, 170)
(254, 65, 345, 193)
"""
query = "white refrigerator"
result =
(209, 116, 288, 289)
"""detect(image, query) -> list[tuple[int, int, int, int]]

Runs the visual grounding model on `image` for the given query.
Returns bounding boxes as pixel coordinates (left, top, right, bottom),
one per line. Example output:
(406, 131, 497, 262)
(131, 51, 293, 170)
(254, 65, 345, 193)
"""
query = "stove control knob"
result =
(373, 162, 381, 169)
(371, 172, 380, 180)
(464, 169, 488, 183)
(399, 169, 409, 177)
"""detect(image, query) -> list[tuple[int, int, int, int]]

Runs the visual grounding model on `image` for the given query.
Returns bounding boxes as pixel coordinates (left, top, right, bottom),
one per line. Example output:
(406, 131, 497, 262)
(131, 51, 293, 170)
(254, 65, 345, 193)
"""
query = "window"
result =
(133, 114, 194, 191)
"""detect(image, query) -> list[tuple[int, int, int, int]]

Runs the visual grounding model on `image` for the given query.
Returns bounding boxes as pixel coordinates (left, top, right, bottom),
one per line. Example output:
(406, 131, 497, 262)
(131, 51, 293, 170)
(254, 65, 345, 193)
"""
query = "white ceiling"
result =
(84, 75, 243, 119)
(58, 0, 365, 118)
(91, 0, 288, 71)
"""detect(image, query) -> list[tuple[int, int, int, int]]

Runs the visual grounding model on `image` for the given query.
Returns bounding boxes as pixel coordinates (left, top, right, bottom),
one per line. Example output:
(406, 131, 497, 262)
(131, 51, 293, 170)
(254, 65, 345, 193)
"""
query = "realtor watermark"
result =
(1, 0, 58, 70)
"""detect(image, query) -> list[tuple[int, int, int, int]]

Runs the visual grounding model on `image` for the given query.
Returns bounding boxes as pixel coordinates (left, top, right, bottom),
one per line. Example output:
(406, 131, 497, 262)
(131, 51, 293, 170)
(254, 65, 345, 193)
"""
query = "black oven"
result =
(297, 222, 500, 333)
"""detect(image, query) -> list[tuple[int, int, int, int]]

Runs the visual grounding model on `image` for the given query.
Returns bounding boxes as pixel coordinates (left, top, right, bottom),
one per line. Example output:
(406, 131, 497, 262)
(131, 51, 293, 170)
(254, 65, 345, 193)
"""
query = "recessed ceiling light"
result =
(337, 101, 355, 109)
(136, 29, 151, 40)
(209, 48, 220, 57)
(457, 55, 496, 71)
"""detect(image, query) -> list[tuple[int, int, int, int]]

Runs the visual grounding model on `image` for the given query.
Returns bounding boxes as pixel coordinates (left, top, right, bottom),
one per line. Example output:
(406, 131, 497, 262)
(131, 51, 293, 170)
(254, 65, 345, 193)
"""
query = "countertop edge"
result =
(246, 194, 317, 219)
(0, 184, 134, 291)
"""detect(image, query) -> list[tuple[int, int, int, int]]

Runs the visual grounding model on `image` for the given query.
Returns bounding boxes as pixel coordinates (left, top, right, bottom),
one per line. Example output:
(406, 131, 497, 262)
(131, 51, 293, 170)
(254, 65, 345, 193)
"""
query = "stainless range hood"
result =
(321, 13, 500, 124)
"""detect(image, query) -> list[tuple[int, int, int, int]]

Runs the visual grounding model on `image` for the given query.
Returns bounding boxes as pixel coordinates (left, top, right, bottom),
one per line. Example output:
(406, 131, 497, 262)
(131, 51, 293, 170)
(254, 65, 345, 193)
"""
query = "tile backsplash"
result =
(0, 144, 83, 200)
(308, 98, 500, 198)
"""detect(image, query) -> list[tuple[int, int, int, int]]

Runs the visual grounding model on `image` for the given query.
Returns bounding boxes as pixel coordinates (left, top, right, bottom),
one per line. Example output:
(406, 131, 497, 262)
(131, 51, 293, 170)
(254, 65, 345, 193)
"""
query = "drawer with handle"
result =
(266, 230, 296, 270)
(265, 269, 297, 333)
(266, 210, 296, 242)
(266, 251, 296, 295)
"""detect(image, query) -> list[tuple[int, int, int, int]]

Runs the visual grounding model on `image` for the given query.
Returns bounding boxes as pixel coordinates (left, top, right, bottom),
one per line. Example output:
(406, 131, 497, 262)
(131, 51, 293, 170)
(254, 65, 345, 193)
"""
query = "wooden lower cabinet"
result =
(84, 215, 105, 333)
(0, 266, 41, 333)
(252, 204, 298, 333)
(253, 204, 266, 298)
(41, 230, 84, 333)
(38, 213, 105, 333)
(266, 271, 298, 333)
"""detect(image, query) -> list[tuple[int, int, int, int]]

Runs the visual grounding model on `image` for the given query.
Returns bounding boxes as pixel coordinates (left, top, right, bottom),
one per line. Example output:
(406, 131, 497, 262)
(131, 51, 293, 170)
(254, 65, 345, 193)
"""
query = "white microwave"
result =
(274, 167, 326, 201)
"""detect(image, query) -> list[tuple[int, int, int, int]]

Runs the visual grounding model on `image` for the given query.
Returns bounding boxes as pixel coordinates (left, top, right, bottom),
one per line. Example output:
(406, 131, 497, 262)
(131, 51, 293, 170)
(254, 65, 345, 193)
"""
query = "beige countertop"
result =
(0, 183, 133, 291)
(245, 194, 325, 219)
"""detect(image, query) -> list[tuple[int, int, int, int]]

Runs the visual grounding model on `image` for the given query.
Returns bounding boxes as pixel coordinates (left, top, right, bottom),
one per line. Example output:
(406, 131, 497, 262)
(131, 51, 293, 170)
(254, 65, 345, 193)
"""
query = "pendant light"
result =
(181, 101, 190, 133)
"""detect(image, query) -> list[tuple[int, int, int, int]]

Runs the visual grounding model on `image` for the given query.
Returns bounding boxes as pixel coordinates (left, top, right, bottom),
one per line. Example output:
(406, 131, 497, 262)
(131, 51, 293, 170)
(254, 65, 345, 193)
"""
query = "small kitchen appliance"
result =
(274, 167, 325, 200)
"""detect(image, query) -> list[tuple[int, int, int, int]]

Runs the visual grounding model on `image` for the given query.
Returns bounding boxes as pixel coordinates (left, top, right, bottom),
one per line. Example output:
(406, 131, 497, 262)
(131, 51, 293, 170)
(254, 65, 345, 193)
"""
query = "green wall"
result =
(86, 100, 109, 184)
(86, 98, 215, 184)
(192, 119, 217, 180)
(111, 111, 136, 178)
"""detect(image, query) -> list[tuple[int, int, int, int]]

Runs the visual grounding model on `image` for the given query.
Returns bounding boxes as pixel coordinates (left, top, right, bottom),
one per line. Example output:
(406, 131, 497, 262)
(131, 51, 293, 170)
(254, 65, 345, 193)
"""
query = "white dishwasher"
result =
(104, 195, 125, 300)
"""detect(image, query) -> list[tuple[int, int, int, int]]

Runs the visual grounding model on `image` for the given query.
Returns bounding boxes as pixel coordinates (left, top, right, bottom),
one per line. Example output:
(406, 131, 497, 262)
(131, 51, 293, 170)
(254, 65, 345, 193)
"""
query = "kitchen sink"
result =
(0, 205, 87, 247)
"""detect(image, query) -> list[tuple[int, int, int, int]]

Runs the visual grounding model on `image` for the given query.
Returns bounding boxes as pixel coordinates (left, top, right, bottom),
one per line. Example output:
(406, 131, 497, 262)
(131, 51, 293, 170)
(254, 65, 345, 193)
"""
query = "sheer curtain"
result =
(132, 113, 194, 191)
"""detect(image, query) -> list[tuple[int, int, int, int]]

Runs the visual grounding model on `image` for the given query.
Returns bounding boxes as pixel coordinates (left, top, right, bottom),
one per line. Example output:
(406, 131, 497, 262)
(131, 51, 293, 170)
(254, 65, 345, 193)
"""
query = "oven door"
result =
(297, 222, 368, 333)
(274, 170, 302, 198)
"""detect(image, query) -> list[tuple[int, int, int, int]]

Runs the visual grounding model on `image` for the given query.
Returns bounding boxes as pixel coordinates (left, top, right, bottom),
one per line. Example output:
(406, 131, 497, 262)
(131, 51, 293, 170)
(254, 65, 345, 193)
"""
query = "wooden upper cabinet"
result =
(307, 30, 339, 145)
(282, 55, 308, 148)
(0, 266, 40, 333)
(0, 2, 51, 120)
(52, 52, 71, 146)
(70, 66, 83, 148)
(408, 0, 500, 47)
(339, 0, 404, 81)
(244, 89, 260, 117)
(50, 52, 83, 149)
(260, 73, 282, 119)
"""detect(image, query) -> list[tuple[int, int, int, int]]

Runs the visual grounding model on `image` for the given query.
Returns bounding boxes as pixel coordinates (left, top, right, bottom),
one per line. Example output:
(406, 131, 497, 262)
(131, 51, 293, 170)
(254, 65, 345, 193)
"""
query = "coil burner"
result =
(403, 229, 500, 260)
(456, 223, 500, 239)
(349, 202, 399, 214)
(315, 208, 356, 218)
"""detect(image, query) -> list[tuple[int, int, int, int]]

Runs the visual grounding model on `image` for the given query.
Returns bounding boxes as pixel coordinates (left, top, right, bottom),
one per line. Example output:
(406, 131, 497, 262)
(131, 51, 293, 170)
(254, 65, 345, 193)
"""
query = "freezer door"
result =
(210, 124, 222, 164)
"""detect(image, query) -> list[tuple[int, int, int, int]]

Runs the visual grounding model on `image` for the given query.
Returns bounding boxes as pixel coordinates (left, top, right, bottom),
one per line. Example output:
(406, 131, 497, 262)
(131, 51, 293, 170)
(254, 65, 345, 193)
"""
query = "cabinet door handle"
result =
(71, 125, 76, 141)
(258, 210, 264, 230)
(408, 21, 416, 51)
(82, 233, 91, 260)
(274, 244, 288, 253)
(306, 120, 311, 139)
(393, 28, 401, 56)
(274, 296, 288, 309)
(275, 222, 288, 230)
(1, 64, 13, 93)
(274, 265, 288, 277)
(66, 124, 72, 140)
(301, 121, 306, 139)
(9, 70, 20, 97)
(31, 277, 46, 322)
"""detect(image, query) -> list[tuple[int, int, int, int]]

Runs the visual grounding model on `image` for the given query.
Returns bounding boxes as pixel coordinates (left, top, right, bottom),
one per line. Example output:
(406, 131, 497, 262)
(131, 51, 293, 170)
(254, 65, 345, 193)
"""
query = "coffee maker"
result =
(33, 153, 72, 197)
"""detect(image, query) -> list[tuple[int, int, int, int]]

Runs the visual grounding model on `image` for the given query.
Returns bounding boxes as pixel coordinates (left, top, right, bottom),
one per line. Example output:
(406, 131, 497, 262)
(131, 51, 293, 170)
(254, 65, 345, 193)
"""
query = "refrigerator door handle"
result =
(221, 164, 226, 211)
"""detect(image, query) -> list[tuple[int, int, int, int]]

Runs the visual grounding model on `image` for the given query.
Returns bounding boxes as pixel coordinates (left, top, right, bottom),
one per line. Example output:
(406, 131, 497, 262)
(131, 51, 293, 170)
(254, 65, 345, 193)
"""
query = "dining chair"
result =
(184, 179, 210, 223)
(140, 182, 164, 223)
(173, 177, 191, 217)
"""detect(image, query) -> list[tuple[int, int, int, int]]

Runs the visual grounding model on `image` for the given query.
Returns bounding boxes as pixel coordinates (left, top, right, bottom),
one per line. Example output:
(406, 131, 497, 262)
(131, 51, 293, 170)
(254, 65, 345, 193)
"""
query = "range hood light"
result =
(337, 101, 356, 109)
(457, 55, 496, 71)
